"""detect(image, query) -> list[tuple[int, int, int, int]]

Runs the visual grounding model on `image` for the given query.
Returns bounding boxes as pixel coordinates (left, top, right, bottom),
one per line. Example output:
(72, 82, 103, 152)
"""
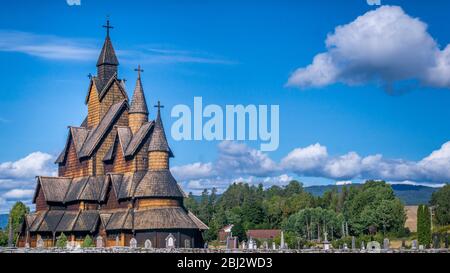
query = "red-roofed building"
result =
(246, 229, 281, 240)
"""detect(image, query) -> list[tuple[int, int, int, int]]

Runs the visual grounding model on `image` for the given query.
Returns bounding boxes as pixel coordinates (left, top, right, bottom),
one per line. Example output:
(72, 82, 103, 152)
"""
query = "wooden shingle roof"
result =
(129, 75, 149, 115)
(147, 108, 173, 157)
(133, 170, 184, 199)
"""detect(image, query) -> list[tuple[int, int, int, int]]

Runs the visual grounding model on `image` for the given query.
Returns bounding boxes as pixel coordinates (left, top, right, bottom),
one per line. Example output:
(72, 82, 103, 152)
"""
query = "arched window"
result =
(165, 233, 176, 248)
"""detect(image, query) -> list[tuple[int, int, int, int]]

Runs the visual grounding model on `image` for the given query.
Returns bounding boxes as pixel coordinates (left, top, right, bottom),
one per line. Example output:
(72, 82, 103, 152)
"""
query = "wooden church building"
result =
(17, 21, 208, 248)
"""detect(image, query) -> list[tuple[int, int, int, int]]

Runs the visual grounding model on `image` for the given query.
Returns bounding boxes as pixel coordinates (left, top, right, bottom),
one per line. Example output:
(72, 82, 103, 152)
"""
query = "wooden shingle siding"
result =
(35, 187, 48, 211)
(99, 82, 127, 122)
(149, 151, 169, 170)
(59, 139, 89, 178)
(129, 113, 147, 134)
(87, 84, 100, 127)
(94, 110, 129, 175)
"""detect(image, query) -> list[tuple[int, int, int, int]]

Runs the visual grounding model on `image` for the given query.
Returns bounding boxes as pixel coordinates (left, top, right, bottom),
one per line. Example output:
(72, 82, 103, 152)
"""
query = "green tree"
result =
(417, 205, 432, 247)
(56, 233, 68, 248)
(0, 230, 8, 246)
(81, 235, 94, 248)
(7, 201, 30, 245)
(430, 184, 450, 226)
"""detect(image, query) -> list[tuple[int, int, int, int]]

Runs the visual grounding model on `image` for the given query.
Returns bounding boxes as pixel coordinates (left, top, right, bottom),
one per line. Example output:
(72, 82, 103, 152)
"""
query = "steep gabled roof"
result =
(33, 177, 72, 203)
(97, 36, 119, 67)
(147, 107, 174, 157)
(125, 121, 154, 156)
(129, 74, 148, 115)
(79, 99, 128, 158)
(85, 75, 129, 105)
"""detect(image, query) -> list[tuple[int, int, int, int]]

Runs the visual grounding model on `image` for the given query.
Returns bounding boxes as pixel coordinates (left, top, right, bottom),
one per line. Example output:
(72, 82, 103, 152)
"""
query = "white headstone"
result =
(130, 238, 137, 248)
(165, 233, 176, 248)
(272, 242, 276, 250)
(36, 237, 44, 248)
(144, 239, 152, 249)
(280, 231, 285, 249)
(367, 241, 381, 253)
(96, 236, 104, 248)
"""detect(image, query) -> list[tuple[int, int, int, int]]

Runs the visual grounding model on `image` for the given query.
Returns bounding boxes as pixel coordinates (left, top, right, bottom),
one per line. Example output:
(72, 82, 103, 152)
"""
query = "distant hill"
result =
(0, 214, 8, 230)
(189, 184, 439, 206)
(304, 184, 439, 205)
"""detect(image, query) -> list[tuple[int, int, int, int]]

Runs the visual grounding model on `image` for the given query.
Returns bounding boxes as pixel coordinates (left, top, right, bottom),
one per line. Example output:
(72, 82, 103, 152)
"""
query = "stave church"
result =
(17, 20, 208, 248)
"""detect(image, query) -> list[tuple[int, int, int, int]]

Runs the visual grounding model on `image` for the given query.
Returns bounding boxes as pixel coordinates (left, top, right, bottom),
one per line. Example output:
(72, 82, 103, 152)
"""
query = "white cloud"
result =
(280, 143, 328, 173)
(0, 152, 56, 213)
(0, 30, 235, 65)
(66, 0, 81, 6)
(336, 181, 353, 186)
(171, 162, 215, 181)
(174, 140, 450, 193)
(215, 141, 279, 176)
(0, 152, 56, 179)
(2, 189, 34, 200)
(287, 5, 450, 91)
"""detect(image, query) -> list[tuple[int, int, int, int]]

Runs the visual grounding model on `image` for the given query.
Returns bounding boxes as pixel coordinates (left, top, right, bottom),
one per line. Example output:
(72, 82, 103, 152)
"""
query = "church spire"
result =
(129, 65, 149, 115)
(96, 19, 119, 82)
(148, 101, 172, 156)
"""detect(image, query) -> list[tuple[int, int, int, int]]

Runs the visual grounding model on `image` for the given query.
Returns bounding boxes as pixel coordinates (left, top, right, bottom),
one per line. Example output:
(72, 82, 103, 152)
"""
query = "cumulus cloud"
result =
(287, 5, 450, 92)
(2, 189, 34, 200)
(173, 140, 450, 193)
(0, 152, 56, 213)
(0, 152, 56, 179)
(171, 162, 215, 181)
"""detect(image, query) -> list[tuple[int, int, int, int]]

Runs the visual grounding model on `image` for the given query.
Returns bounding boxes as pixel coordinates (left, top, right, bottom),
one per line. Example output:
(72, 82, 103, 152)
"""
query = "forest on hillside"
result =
(185, 181, 450, 247)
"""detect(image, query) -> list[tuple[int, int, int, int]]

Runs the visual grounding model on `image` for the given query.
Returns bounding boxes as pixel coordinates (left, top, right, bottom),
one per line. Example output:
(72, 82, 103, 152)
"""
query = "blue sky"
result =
(1, 0, 450, 212)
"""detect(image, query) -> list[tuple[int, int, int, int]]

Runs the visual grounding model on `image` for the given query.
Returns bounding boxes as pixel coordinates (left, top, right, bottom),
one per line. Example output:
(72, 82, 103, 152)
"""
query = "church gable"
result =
(86, 81, 100, 127)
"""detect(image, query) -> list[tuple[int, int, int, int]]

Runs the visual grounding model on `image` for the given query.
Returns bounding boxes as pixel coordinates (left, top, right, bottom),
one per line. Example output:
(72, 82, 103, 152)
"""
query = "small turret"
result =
(147, 101, 173, 170)
(129, 65, 149, 133)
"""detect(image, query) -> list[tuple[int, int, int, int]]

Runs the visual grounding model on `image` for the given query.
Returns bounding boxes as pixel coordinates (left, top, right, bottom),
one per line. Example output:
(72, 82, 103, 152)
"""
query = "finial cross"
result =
(134, 65, 144, 77)
(87, 73, 93, 79)
(103, 18, 114, 37)
(154, 101, 164, 111)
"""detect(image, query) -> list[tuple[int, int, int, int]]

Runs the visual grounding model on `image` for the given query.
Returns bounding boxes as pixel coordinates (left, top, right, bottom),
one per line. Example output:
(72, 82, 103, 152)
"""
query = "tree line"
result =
(185, 181, 450, 246)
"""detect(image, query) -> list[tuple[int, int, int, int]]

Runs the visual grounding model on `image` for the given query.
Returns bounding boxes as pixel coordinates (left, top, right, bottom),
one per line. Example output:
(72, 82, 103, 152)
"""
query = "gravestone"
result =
(96, 236, 104, 248)
(204, 242, 208, 249)
(343, 243, 348, 250)
(144, 239, 152, 249)
(433, 234, 440, 249)
(36, 237, 44, 248)
(351, 236, 356, 250)
(361, 241, 365, 250)
(419, 245, 424, 250)
(263, 241, 269, 249)
(383, 238, 390, 250)
(241, 241, 246, 249)
(272, 242, 276, 250)
(411, 240, 418, 250)
(130, 238, 137, 248)
(115, 236, 120, 247)
(366, 241, 381, 253)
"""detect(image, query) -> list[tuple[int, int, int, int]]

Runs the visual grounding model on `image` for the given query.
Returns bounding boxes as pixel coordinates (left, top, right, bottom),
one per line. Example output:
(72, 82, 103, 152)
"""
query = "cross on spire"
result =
(134, 65, 144, 78)
(102, 18, 114, 37)
(154, 101, 164, 112)
(87, 73, 92, 79)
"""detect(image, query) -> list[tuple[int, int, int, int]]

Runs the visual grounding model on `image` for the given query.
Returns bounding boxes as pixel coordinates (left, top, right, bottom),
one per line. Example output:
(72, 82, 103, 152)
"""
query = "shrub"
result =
(82, 235, 94, 248)
(56, 233, 68, 248)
